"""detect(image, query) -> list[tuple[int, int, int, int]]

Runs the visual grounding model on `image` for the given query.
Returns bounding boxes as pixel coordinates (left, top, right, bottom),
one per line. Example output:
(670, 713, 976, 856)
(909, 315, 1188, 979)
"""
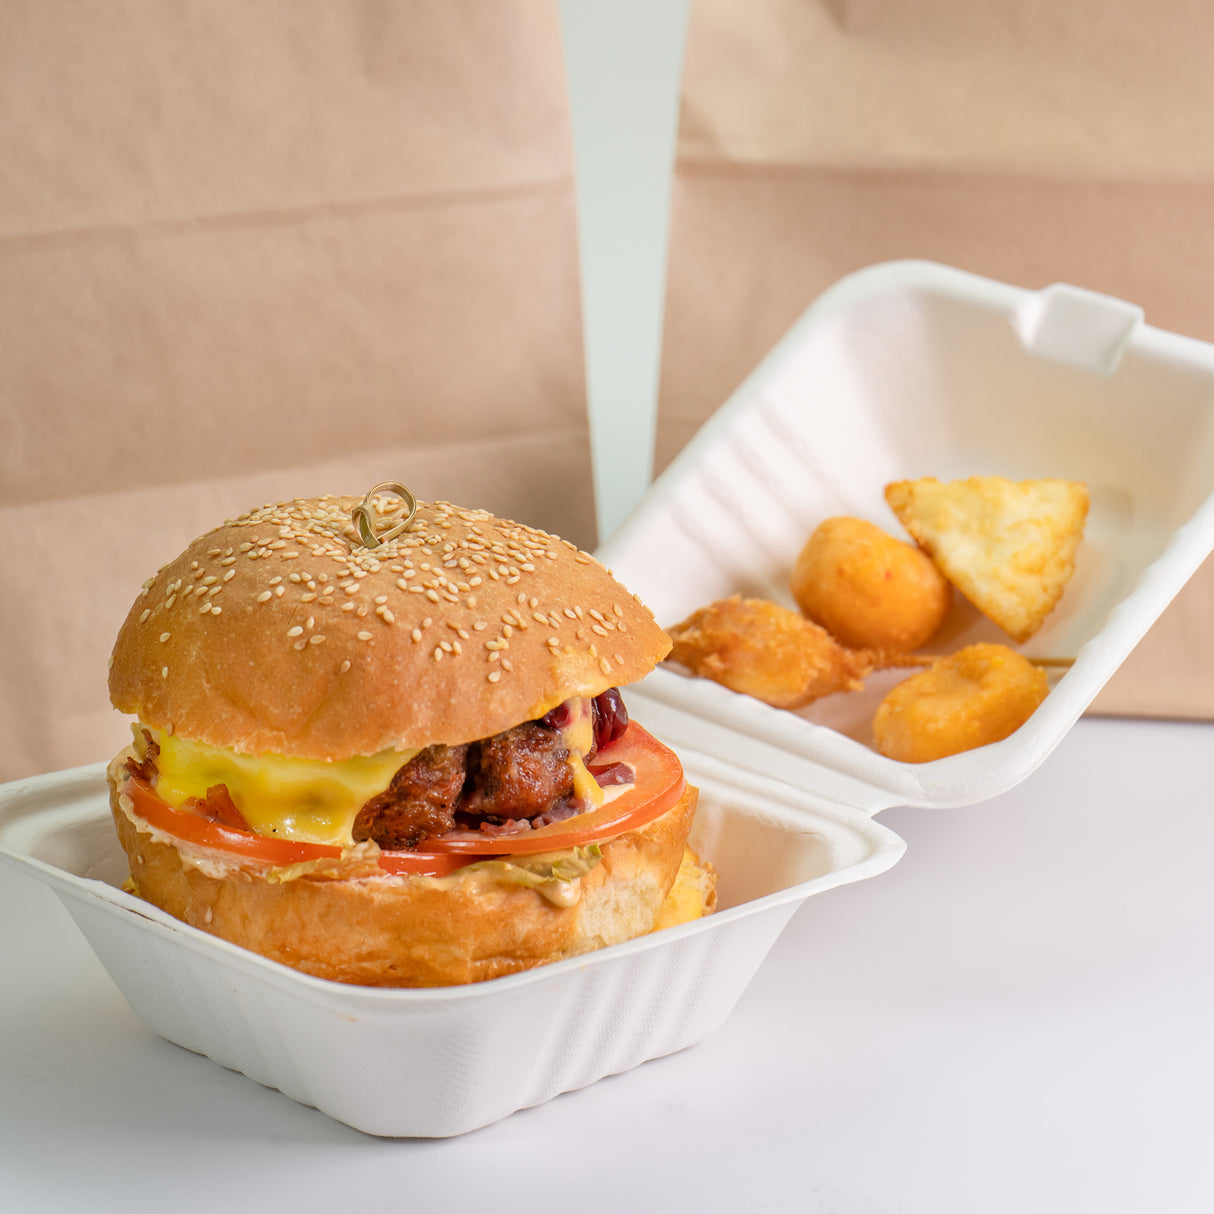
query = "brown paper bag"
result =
(0, 1, 591, 781)
(660, 0, 1214, 719)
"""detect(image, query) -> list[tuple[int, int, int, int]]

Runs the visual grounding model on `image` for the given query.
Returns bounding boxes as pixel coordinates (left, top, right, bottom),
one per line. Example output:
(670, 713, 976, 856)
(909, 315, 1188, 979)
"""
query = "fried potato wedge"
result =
(885, 476, 1088, 643)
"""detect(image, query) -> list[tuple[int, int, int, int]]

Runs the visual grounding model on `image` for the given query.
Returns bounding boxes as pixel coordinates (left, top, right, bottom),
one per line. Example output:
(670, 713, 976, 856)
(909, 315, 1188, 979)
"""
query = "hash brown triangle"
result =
(884, 476, 1088, 643)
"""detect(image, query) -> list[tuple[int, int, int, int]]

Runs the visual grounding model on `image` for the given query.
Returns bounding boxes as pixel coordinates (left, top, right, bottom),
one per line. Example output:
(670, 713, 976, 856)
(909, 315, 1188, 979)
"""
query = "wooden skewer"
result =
(887, 653, 1075, 670)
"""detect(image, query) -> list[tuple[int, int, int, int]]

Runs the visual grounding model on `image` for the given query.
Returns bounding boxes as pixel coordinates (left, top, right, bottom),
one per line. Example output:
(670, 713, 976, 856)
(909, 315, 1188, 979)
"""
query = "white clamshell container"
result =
(3, 261, 1213, 1137)
(0, 751, 903, 1138)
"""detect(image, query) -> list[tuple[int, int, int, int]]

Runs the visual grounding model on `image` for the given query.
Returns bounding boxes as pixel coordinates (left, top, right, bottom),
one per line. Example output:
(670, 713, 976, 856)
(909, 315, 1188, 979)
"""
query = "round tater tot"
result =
(872, 643, 1049, 763)
(791, 517, 951, 653)
(666, 596, 875, 709)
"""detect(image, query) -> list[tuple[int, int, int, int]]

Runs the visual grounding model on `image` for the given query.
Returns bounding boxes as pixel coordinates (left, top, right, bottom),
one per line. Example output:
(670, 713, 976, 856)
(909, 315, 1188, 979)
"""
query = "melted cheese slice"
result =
(149, 729, 417, 847)
(554, 699, 606, 811)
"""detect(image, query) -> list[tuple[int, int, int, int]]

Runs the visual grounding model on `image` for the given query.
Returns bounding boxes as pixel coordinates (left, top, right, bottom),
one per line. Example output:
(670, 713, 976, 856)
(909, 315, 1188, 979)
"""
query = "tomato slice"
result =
(120, 720, 685, 874)
(121, 777, 467, 877)
(425, 722, 686, 857)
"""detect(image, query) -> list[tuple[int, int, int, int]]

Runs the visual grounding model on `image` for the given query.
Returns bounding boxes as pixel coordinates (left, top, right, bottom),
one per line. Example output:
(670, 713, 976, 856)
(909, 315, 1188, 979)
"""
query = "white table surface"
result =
(3, 715, 1212, 1214)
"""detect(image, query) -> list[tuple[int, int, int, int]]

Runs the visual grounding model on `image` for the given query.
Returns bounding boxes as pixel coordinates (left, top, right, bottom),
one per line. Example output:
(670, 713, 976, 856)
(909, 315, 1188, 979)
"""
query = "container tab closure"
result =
(1015, 283, 1142, 375)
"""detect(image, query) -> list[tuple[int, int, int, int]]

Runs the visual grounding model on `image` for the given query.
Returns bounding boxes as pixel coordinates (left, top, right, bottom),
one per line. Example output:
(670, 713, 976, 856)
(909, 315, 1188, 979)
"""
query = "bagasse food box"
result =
(2, 261, 1213, 1138)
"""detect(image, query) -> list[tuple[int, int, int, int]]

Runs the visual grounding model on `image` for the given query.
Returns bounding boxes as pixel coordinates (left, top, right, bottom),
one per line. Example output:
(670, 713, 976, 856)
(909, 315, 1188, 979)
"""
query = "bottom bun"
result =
(109, 763, 704, 987)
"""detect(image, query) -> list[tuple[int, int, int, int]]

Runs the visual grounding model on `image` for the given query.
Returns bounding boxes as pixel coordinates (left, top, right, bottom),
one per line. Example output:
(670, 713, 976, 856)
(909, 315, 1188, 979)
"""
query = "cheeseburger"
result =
(106, 489, 715, 987)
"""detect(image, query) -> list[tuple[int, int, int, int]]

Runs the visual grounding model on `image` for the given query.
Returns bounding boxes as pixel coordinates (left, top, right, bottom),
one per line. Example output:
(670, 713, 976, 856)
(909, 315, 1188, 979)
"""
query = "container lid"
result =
(600, 261, 1214, 812)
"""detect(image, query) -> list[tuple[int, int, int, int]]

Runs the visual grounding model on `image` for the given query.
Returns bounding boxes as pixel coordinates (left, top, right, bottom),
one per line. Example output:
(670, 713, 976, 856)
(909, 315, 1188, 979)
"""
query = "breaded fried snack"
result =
(666, 596, 875, 708)
(872, 643, 1050, 762)
(885, 476, 1088, 643)
(790, 517, 952, 653)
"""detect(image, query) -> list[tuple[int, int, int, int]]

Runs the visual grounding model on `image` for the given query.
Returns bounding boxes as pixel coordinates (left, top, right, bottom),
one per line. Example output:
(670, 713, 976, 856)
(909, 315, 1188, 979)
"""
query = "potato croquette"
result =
(790, 517, 952, 653)
(872, 643, 1050, 763)
(885, 476, 1088, 643)
(666, 596, 875, 709)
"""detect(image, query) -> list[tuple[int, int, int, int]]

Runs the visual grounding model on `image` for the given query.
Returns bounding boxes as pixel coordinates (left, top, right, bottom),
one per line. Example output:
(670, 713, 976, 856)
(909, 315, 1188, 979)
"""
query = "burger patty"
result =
(351, 721, 576, 850)
(351, 742, 471, 850)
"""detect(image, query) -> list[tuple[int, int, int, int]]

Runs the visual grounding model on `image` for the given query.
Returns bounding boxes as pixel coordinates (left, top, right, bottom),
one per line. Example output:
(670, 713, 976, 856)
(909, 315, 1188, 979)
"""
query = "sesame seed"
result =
(411, 628, 422, 643)
(293, 639, 308, 650)
(433, 647, 444, 661)
(310, 634, 326, 645)
(613, 604, 623, 617)
(339, 660, 351, 673)
(341, 602, 356, 612)
(487, 670, 501, 683)
(301, 593, 316, 603)
(306, 616, 315, 629)
(425, 589, 440, 603)
(161, 666, 168, 678)
(274, 586, 285, 597)
(287, 626, 304, 637)
(358, 631, 373, 641)
(159, 632, 170, 643)
(381, 608, 395, 624)
(212, 606, 222, 615)
(374, 595, 388, 605)
(139, 609, 151, 623)
(600, 658, 612, 674)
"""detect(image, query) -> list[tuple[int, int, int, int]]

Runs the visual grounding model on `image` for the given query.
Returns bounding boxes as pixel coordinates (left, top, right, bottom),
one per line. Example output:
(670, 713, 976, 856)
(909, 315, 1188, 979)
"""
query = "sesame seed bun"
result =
(108, 496, 670, 759)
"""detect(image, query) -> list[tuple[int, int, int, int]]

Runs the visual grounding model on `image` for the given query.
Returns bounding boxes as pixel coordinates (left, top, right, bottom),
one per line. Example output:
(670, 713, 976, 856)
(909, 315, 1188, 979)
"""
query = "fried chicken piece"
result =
(666, 596, 877, 709)
(885, 476, 1088, 643)
(791, 516, 952, 653)
(872, 643, 1050, 763)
